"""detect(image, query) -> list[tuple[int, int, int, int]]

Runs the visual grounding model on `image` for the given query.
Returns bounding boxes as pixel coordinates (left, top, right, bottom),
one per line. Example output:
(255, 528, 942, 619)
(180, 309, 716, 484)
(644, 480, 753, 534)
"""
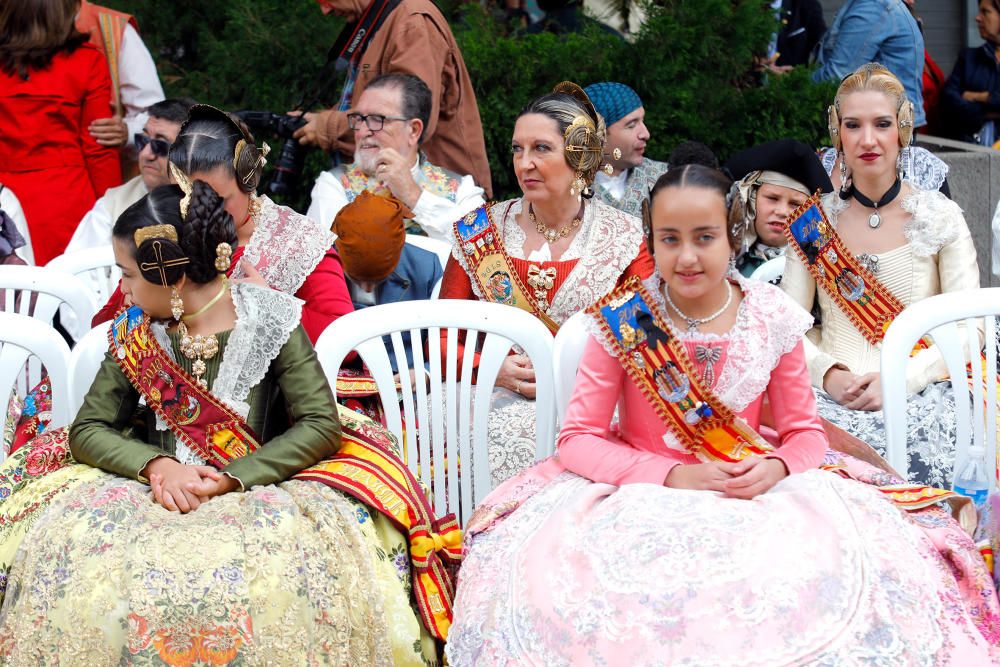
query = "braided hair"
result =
(114, 182, 237, 286)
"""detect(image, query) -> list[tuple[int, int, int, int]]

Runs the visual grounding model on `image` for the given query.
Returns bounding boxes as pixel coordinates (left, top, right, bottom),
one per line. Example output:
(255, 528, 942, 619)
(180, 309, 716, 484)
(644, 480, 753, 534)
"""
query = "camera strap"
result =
(330, 0, 403, 73)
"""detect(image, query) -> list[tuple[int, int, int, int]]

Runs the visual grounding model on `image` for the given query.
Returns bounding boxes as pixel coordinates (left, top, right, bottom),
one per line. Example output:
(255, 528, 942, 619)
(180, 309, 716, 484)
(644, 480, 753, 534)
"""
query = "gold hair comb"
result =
(168, 162, 194, 218)
(134, 224, 179, 247)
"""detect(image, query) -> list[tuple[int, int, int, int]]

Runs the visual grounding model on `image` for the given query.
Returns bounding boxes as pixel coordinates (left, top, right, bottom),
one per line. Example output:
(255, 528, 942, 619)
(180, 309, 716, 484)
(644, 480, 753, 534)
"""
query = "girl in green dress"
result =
(0, 181, 445, 665)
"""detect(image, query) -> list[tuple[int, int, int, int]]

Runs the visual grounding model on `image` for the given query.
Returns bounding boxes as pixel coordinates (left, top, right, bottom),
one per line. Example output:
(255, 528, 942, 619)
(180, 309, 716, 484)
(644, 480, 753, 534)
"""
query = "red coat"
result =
(0, 44, 122, 265)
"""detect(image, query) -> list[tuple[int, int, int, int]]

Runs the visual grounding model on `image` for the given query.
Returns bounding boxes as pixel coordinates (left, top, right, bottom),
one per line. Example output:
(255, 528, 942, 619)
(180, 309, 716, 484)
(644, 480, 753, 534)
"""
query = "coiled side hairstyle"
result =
(643, 164, 741, 254)
(113, 181, 238, 286)
(517, 86, 607, 190)
(169, 105, 264, 194)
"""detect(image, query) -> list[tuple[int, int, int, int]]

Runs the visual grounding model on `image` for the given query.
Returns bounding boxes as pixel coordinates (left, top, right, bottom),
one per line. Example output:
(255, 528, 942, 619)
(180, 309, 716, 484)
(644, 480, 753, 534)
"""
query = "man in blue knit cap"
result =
(583, 81, 668, 219)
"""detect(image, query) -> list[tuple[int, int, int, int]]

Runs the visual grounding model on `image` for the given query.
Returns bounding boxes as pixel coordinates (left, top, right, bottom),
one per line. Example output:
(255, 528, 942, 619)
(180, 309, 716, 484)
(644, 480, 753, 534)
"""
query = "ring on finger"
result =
(515, 380, 523, 394)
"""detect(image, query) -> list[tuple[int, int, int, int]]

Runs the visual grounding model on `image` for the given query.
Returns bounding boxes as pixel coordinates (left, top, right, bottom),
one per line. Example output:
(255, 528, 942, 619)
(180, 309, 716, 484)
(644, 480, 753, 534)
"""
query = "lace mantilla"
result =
(232, 196, 334, 294)
(821, 189, 963, 258)
(819, 146, 949, 192)
(587, 271, 813, 415)
(211, 283, 303, 418)
(451, 199, 644, 325)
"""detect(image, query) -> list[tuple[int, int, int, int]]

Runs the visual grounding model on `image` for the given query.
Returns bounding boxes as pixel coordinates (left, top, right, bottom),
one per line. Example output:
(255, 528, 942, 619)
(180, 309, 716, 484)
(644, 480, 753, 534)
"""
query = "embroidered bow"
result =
(694, 344, 722, 387)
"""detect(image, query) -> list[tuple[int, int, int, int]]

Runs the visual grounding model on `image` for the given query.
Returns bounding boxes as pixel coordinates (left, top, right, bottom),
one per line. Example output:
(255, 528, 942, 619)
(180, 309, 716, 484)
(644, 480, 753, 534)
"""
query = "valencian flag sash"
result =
(455, 204, 560, 333)
(111, 307, 461, 640)
(588, 278, 958, 512)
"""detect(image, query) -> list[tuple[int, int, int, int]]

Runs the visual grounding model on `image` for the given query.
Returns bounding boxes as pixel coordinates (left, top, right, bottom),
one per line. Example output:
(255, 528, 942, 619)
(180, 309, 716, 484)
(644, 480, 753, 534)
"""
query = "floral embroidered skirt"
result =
(446, 458, 1000, 665)
(0, 428, 433, 666)
(814, 380, 958, 488)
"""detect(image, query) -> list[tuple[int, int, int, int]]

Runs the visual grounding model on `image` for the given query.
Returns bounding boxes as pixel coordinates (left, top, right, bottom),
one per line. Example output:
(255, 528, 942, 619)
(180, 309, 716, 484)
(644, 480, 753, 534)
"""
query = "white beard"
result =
(355, 146, 379, 176)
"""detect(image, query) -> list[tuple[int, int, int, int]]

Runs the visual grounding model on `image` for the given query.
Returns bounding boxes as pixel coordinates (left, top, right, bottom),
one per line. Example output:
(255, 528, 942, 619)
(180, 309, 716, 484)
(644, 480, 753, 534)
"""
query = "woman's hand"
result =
(232, 259, 269, 288)
(143, 457, 221, 513)
(183, 473, 240, 501)
(823, 367, 861, 406)
(723, 456, 788, 499)
(88, 114, 128, 148)
(664, 462, 737, 492)
(497, 354, 536, 399)
(844, 372, 882, 411)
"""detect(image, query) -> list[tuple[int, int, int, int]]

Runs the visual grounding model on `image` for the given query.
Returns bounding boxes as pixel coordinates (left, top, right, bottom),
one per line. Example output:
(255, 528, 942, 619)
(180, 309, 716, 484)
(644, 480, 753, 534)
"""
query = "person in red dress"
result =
(0, 0, 122, 265)
(441, 82, 654, 483)
(93, 105, 353, 343)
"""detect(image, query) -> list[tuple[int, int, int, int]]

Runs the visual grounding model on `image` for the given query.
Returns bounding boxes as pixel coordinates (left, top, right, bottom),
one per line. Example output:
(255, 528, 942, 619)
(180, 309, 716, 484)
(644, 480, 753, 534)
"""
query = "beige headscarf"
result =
(735, 170, 810, 252)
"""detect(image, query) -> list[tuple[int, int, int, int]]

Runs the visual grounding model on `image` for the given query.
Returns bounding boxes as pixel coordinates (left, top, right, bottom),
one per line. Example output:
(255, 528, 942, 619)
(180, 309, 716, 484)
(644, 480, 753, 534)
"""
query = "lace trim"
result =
(211, 283, 303, 419)
(451, 199, 643, 325)
(586, 271, 812, 415)
(822, 189, 963, 258)
(900, 189, 963, 257)
(231, 196, 334, 295)
(819, 146, 949, 192)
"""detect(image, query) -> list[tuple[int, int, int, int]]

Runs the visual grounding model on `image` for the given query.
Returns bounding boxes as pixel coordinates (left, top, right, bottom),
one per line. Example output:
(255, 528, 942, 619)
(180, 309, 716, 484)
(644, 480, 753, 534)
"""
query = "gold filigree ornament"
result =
(527, 264, 557, 312)
(168, 162, 194, 218)
(178, 324, 220, 389)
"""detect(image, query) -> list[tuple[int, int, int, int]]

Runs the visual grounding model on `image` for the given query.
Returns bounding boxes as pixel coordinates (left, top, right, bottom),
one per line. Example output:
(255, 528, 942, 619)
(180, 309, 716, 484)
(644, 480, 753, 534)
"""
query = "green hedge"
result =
(99, 0, 837, 204)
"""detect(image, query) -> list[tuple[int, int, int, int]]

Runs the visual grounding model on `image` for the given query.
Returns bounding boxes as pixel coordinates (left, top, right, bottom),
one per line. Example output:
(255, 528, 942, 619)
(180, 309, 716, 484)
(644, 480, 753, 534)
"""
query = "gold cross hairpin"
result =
(139, 239, 189, 286)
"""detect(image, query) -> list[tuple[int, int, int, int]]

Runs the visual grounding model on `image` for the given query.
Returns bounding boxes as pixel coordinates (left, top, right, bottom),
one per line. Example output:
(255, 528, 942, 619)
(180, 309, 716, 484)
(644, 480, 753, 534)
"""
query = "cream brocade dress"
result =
(782, 188, 980, 487)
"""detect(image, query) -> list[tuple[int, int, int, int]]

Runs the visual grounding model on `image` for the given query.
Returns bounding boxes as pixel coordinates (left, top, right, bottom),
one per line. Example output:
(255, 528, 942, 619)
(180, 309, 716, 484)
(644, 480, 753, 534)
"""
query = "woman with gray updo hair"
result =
(441, 82, 654, 485)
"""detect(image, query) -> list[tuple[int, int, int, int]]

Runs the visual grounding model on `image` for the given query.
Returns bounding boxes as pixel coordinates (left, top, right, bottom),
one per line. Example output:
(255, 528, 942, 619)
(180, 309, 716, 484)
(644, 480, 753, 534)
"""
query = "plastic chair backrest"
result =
(0, 313, 71, 461)
(881, 288, 1000, 491)
(0, 265, 97, 330)
(749, 255, 786, 283)
(0, 186, 34, 265)
(315, 299, 556, 527)
(68, 322, 111, 419)
(552, 311, 591, 424)
(47, 247, 119, 340)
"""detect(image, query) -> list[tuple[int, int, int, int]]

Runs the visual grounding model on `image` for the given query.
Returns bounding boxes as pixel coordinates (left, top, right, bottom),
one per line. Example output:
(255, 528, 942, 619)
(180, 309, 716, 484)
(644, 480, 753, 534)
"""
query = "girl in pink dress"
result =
(446, 165, 1000, 665)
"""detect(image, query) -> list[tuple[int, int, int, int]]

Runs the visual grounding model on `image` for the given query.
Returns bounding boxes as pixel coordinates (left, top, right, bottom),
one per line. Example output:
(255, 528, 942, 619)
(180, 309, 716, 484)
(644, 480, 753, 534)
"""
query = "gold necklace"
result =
(528, 204, 583, 243)
(177, 278, 229, 388)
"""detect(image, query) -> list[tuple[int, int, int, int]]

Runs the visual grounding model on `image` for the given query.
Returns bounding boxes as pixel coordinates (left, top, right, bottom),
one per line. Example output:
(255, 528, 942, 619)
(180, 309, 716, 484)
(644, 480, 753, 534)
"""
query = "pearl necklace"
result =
(662, 281, 733, 332)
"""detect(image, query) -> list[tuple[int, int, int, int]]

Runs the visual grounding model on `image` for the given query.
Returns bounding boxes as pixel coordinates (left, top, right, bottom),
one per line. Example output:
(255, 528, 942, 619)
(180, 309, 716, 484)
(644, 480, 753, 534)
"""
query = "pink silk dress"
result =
(446, 275, 1000, 666)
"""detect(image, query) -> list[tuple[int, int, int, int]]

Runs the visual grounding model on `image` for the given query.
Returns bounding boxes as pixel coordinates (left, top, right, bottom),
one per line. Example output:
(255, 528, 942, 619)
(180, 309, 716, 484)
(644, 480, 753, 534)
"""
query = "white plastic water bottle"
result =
(953, 445, 991, 509)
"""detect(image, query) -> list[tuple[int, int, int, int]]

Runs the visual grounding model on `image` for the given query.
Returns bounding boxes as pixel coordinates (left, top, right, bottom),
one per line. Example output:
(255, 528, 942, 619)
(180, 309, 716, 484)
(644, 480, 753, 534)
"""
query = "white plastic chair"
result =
(46, 246, 119, 341)
(68, 322, 111, 419)
(749, 255, 786, 283)
(553, 311, 591, 424)
(315, 299, 556, 526)
(0, 313, 72, 461)
(0, 265, 97, 333)
(882, 288, 1000, 490)
(0, 185, 34, 265)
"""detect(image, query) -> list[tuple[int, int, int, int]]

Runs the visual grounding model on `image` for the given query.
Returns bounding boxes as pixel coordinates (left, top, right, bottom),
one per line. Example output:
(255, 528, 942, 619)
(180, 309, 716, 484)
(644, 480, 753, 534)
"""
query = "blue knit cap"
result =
(583, 82, 643, 126)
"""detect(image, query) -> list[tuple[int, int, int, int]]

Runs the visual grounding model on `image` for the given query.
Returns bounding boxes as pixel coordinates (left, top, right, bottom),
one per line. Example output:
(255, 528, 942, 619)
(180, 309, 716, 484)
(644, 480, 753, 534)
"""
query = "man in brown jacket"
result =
(293, 0, 493, 197)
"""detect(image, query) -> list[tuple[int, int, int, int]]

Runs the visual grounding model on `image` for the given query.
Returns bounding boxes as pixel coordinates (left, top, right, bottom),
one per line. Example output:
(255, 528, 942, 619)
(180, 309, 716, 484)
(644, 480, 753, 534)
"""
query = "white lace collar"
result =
(821, 188, 963, 258)
(819, 146, 949, 192)
(148, 283, 303, 464)
(588, 270, 813, 413)
(231, 196, 334, 295)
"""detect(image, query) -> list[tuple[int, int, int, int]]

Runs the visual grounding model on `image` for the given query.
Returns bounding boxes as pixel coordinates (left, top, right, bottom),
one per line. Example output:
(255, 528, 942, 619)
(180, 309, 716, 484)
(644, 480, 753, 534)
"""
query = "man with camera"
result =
(307, 74, 484, 243)
(66, 98, 195, 252)
(292, 0, 493, 198)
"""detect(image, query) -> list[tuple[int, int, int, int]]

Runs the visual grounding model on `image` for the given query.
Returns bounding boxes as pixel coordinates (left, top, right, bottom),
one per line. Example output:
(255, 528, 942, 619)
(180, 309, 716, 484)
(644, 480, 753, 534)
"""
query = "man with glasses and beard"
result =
(307, 74, 484, 243)
(66, 98, 195, 253)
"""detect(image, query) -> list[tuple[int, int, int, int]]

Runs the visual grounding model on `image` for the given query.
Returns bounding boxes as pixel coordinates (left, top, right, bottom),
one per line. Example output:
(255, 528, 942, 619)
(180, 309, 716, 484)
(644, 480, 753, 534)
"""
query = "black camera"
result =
(233, 111, 308, 198)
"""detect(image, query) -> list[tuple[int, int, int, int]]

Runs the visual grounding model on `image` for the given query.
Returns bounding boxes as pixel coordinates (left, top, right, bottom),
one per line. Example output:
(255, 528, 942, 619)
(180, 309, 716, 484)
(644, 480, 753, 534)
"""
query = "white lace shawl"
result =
(587, 272, 813, 416)
(820, 188, 963, 258)
(230, 196, 335, 295)
(148, 283, 303, 464)
(450, 198, 644, 324)
(819, 146, 949, 192)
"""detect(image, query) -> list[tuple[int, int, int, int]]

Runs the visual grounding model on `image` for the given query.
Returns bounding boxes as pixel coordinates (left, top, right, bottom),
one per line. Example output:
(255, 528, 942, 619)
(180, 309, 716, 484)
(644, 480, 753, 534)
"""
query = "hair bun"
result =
(135, 237, 188, 286)
(179, 180, 238, 283)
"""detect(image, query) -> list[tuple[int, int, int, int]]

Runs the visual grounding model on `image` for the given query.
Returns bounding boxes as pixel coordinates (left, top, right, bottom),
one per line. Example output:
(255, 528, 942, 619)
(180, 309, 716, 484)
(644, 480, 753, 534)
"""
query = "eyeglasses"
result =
(134, 133, 171, 158)
(346, 113, 410, 132)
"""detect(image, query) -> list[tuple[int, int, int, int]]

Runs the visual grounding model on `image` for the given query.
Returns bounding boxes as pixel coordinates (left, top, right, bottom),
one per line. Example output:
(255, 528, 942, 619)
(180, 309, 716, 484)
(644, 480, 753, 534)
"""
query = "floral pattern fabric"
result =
(0, 429, 432, 666)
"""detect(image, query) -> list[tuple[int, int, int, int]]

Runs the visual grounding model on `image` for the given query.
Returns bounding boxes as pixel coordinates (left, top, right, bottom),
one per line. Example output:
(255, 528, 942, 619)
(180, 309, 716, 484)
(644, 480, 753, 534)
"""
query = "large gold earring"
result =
(215, 243, 233, 273)
(170, 287, 184, 322)
(612, 147, 622, 161)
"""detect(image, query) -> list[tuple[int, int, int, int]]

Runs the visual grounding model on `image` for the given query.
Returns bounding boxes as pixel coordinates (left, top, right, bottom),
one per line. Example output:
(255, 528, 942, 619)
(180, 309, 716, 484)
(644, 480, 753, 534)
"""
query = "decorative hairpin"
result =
(168, 162, 194, 218)
(233, 139, 271, 186)
(134, 224, 179, 247)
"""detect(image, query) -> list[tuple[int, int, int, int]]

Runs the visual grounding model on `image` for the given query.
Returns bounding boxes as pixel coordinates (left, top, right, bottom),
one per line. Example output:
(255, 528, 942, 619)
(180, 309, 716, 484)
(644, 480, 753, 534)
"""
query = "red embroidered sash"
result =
(455, 204, 560, 333)
(111, 306, 461, 640)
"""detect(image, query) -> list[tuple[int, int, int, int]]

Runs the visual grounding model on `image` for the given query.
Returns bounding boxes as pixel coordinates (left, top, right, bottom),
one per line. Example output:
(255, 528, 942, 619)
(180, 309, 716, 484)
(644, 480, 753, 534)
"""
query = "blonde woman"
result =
(782, 63, 979, 487)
